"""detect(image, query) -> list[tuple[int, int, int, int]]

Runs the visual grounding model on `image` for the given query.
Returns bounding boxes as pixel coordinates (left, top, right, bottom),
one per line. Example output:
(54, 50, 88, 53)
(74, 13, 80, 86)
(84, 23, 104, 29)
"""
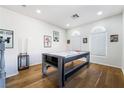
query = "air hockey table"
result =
(42, 51, 90, 87)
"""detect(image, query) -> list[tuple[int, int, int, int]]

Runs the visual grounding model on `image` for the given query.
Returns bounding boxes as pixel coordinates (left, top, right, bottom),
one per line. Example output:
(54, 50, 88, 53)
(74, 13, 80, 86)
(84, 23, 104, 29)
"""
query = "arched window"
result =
(90, 26, 107, 56)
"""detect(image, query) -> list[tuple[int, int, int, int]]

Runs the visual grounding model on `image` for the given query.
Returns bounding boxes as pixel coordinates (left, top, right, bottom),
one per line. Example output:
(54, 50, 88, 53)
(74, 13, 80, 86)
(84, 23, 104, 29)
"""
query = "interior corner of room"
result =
(0, 5, 124, 88)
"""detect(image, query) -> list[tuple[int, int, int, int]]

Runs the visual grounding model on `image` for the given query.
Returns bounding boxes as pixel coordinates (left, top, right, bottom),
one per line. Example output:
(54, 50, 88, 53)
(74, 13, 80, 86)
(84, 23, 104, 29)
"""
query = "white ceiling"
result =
(1, 5, 124, 29)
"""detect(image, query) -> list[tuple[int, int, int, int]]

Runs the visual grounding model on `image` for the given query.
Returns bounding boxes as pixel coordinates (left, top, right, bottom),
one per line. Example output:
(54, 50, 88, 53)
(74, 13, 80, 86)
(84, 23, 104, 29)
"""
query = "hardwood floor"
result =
(6, 60, 124, 88)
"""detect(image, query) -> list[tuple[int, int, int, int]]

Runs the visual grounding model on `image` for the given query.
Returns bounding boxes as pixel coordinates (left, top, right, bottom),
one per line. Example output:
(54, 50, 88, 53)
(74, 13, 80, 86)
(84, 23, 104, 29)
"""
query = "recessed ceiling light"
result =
(36, 9, 41, 14)
(97, 11, 103, 16)
(66, 24, 70, 27)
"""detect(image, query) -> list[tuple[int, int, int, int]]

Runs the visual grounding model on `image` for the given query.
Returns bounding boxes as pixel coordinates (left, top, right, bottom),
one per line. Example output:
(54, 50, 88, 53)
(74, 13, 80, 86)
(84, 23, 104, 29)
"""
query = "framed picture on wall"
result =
(53, 31, 59, 42)
(110, 34, 118, 42)
(0, 29, 14, 48)
(83, 38, 88, 43)
(44, 35, 52, 48)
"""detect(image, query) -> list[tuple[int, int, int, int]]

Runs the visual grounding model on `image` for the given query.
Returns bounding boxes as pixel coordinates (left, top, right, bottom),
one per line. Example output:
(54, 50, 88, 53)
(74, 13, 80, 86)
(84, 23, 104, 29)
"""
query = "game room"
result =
(0, 5, 124, 88)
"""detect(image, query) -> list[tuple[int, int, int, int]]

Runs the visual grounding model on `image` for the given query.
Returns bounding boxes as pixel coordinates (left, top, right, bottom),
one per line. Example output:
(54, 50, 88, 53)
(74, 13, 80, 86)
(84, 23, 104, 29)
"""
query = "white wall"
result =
(0, 7, 67, 77)
(0, 6, 123, 77)
(122, 12, 124, 74)
(67, 14, 122, 68)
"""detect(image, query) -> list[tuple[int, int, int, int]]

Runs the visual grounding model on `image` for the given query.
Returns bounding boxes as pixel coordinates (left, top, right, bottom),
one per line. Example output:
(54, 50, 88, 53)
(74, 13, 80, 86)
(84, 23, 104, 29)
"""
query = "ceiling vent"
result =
(21, 5, 27, 7)
(71, 13, 79, 19)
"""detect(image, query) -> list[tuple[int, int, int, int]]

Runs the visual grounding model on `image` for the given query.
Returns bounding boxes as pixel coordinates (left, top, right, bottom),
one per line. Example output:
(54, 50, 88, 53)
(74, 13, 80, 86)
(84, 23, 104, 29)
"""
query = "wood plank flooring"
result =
(6, 60, 124, 88)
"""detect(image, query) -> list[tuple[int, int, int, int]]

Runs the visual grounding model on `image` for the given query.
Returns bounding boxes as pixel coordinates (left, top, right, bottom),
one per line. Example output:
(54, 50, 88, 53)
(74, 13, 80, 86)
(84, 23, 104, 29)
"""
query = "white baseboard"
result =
(122, 68, 124, 75)
(91, 61, 121, 69)
(30, 62, 41, 66)
(6, 63, 41, 78)
(6, 61, 122, 78)
(6, 71, 19, 78)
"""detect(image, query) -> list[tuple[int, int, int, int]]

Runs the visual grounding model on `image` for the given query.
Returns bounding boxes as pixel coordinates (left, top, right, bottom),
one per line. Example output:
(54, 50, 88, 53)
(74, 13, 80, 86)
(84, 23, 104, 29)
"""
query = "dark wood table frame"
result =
(42, 52, 90, 88)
